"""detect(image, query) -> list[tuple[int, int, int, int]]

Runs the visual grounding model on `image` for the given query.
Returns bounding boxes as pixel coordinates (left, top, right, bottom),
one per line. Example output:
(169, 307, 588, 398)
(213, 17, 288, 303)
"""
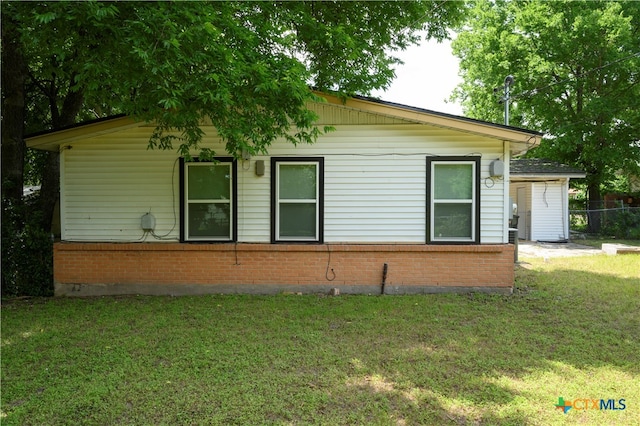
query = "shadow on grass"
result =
(282, 262, 640, 424)
(1, 261, 639, 425)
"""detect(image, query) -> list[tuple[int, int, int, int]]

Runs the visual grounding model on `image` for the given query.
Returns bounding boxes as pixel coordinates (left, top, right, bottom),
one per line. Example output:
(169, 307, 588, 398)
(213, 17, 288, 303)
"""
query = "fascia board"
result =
(511, 173, 586, 180)
(316, 92, 542, 149)
(25, 116, 140, 151)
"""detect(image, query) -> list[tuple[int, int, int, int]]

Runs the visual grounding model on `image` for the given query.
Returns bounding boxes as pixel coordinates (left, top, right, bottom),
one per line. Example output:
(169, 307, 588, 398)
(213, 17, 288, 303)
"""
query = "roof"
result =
(318, 93, 541, 154)
(25, 92, 542, 153)
(510, 158, 586, 179)
(351, 94, 542, 136)
(25, 114, 128, 139)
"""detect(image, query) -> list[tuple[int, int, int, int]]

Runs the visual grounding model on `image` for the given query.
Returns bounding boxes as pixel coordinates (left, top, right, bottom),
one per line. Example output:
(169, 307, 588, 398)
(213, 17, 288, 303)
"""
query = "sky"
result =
(370, 36, 464, 116)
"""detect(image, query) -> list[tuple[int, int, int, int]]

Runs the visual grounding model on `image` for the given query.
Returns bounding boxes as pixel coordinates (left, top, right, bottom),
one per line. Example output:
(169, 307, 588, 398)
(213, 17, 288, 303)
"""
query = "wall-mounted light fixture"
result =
(255, 160, 265, 176)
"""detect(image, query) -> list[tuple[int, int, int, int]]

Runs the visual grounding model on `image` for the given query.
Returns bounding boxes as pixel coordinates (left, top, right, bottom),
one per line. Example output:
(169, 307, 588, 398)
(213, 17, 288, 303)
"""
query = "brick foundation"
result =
(53, 243, 515, 296)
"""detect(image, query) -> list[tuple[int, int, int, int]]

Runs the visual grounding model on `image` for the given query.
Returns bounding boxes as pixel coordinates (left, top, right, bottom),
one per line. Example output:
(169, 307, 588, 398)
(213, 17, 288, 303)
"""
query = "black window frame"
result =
(426, 156, 481, 244)
(271, 157, 324, 244)
(180, 157, 238, 242)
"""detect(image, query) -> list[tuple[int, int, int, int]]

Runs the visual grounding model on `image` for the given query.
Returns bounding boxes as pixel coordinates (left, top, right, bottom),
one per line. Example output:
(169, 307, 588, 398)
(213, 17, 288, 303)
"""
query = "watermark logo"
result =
(555, 397, 572, 413)
(555, 397, 626, 414)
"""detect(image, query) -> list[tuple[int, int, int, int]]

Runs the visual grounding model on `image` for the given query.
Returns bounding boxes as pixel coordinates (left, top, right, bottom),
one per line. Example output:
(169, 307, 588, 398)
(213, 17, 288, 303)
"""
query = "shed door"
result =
(516, 187, 527, 239)
(531, 182, 565, 241)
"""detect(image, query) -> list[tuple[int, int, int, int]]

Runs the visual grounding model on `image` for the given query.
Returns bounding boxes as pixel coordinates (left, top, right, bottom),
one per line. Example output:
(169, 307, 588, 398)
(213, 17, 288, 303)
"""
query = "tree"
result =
(451, 0, 640, 231)
(1, 9, 27, 203)
(2, 1, 467, 226)
(2, 1, 467, 295)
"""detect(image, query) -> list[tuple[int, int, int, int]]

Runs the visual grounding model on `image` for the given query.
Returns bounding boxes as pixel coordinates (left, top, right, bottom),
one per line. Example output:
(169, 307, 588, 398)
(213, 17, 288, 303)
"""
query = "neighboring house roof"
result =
(25, 92, 542, 154)
(510, 158, 586, 179)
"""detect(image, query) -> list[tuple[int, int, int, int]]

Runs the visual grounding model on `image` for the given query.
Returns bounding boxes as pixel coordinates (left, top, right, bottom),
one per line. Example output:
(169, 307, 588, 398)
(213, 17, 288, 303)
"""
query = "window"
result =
(181, 158, 237, 242)
(426, 157, 480, 243)
(271, 158, 324, 243)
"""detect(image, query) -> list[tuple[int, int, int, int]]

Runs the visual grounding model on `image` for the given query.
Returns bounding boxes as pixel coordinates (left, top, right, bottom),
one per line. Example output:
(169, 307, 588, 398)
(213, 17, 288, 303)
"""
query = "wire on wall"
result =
(150, 158, 180, 240)
(325, 245, 336, 281)
(484, 177, 496, 188)
(68, 231, 150, 244)
(273, 152, 442, 157)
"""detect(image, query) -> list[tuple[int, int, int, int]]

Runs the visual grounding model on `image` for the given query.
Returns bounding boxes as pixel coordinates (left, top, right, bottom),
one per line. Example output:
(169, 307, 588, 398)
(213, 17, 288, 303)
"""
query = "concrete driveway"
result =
(517, 241, 602, 258)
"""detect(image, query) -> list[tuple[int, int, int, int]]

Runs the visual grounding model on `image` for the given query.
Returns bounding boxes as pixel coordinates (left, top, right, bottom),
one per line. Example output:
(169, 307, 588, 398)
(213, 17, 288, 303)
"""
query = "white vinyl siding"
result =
(324, 155, 425, 242)
(61, 128, 179, 241)
(60, 121, 508, 244)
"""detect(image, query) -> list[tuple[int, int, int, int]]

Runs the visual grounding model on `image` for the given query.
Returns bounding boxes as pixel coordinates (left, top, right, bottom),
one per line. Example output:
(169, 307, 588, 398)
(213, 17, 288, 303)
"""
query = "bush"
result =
(600, 208, 640, 240)
(1, 198, 53, 297)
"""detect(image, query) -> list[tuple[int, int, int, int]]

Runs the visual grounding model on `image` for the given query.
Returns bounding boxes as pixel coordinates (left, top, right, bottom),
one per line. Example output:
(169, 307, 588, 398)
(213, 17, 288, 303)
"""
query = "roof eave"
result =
(25, 116, 139, 151)
(511, 173, 587, 180)
(26, 92, 543, 153)
(316, 92, 542, 151)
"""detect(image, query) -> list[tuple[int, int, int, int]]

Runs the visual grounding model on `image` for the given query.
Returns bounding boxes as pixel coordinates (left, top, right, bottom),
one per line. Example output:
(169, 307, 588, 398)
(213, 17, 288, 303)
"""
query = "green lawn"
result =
(2, 255, 639, 425)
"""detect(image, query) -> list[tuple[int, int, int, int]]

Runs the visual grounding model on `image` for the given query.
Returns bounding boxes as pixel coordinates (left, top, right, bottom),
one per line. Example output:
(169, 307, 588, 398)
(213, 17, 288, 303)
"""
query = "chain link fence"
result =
(570, 206, 640, 239)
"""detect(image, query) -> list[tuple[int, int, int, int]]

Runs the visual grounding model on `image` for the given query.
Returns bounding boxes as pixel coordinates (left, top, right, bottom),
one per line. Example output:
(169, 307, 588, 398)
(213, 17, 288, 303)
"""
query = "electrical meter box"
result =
(489, 159, 504, 177)
(141, 213, 156, 232)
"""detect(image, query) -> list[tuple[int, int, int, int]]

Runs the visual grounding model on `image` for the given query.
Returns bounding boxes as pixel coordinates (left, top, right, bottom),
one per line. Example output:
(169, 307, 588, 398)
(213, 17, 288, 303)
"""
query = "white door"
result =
(517, 186, 527, 239)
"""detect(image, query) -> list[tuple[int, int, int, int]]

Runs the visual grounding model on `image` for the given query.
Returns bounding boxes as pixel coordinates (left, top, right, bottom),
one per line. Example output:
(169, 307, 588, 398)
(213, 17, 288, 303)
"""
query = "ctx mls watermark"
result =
(555, 397, 626, 413)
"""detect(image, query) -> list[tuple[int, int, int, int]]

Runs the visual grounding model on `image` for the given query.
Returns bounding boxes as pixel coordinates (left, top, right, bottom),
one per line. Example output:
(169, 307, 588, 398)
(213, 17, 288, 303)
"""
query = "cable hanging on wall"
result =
(325, 245, 336, 282)
(149, 158, 180, 240)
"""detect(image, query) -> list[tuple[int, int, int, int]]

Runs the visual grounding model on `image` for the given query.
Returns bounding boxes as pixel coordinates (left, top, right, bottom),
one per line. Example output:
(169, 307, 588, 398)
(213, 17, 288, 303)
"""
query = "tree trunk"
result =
(38, 88, 85, 232)
(38, 153, 60, 232)
(1, 13, 27, 204)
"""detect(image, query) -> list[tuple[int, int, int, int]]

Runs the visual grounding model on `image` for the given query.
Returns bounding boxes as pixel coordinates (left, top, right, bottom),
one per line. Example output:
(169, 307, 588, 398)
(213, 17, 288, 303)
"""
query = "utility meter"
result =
(141, 213, 156, 232)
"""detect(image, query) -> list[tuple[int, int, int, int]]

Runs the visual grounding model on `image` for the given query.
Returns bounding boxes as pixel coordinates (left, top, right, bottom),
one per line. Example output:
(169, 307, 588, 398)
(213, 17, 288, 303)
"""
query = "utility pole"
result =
(503, 75, 514, 126)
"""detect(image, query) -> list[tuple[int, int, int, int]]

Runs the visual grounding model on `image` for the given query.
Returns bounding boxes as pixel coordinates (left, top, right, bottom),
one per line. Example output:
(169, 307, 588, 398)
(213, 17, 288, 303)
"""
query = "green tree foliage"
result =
(1, 199, 53, 297)
(3, 0, 467, 224)
(7, 1, 466, 158)
(451, 0, 640, 221)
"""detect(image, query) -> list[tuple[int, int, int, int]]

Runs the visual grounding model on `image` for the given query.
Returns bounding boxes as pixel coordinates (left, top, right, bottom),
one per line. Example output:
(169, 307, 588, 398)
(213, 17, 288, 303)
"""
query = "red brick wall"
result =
(53, 243, 514, 296)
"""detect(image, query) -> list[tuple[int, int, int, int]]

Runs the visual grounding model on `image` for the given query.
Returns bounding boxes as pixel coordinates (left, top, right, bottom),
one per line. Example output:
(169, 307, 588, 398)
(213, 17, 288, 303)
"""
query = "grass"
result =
(2, 254, 639, 425)
(577, 238, 640, 249)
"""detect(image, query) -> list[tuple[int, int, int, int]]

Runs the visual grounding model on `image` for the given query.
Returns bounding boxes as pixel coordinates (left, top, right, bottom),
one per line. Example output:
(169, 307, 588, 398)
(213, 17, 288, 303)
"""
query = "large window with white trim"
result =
(181, 158, 236, 242)
(427, 157, 480, 243)
(271, 157, 324, 243)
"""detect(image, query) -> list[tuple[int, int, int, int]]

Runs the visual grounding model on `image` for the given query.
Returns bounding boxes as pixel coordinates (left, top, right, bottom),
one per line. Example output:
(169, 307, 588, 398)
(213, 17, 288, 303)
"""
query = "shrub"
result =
(601, 208, 640, 239)
(1, 198, 53, 297)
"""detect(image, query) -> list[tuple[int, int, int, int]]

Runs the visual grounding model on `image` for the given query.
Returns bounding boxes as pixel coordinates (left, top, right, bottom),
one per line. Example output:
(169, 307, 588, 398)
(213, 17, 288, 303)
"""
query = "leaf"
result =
(34, 11, 56, 24)
(452, 0, 640, 207)
(15, 0, 468, 165)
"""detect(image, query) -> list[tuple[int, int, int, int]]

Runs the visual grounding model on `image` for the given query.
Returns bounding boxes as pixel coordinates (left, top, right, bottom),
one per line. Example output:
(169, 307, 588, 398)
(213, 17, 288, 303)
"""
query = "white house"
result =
(26, 93, 542, 296)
